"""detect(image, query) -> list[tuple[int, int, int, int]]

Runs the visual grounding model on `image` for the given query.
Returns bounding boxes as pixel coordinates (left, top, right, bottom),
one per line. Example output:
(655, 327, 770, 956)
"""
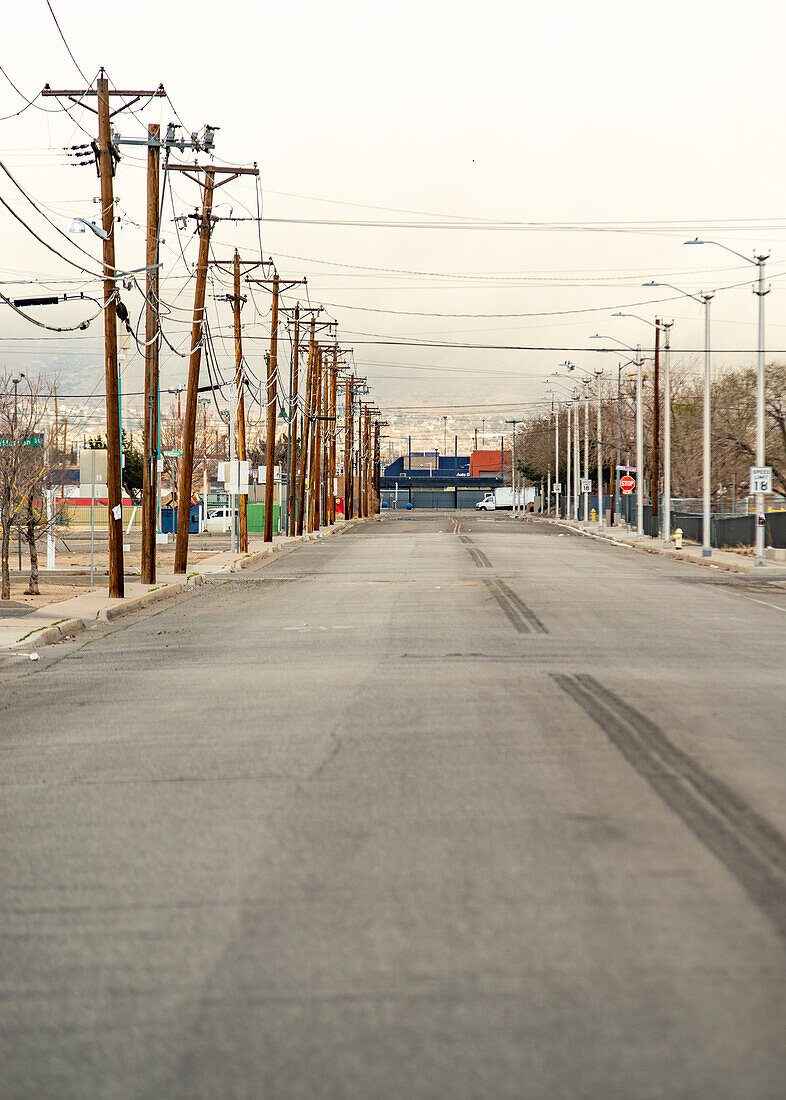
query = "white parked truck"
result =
(475, 487, 535, 511)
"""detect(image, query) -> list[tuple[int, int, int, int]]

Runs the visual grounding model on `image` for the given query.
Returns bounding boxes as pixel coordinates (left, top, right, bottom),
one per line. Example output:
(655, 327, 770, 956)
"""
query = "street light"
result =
(684, 238, 770, 565)
(68, 217, 109, 240)
(505, 419, 520, 513)
(592, 369, 604, 529)
(645, 280, 714, 556)
(617, 308, 675, 546)
(11, 373, 25, 431)
(544, 388, 561, 517)
(592, 335, 645, 538)
(545, 379, 576, 518)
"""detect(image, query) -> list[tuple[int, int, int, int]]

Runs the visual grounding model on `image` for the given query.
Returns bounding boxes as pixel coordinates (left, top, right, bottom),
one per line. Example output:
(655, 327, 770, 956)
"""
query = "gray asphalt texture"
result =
(1, 512, 785, 1099)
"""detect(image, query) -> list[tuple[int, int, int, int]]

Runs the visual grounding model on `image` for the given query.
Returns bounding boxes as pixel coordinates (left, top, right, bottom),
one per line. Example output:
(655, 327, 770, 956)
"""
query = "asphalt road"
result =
(1, 512, 785, 1098)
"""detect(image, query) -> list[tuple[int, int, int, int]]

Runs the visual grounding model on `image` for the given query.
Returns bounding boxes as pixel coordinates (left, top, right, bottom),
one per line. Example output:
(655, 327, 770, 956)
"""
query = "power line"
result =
(44, 1, 91, 85)
(0, 64, 60, 119)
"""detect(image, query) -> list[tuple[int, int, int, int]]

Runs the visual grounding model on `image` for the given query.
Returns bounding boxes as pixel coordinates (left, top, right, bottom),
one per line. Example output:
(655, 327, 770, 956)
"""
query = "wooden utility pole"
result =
(244, 274, 307, 540)
(320, 348, 330, 526)
(233, 250, 248, 552)
(97, 73, 123, 597)
(288, 305, 300, 536)
(312, 348, 323, 531)
(43, 75, 167, 598)
(174, 169, 213, 572)
(652, 319, 661, 522)
(356, 401, 363, 519)
(328, 348, 338, 524)
(362, 408, 370, 517)
(343, 377, 353, 520)
(168, 164, 258, 573)
(296, 320, 316, 536)
(264, 274, 280, 542)
(141, 123, 160, 585)
(308, 347, 319, 532)
(378, 420, 384, 510)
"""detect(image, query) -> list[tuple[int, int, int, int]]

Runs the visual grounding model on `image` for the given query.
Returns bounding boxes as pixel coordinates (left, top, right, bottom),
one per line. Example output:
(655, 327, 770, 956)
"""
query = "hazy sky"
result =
(3, 0, 786, 447)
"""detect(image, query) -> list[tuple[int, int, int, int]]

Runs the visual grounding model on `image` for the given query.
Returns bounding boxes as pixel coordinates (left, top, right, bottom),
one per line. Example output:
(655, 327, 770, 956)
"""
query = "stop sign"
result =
(620, 475, 635, 494)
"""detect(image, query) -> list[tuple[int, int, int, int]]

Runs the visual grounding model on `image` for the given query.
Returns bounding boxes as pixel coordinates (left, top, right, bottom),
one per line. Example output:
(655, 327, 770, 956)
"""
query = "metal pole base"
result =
(702, 548, 712, 558)
(754, 554, 767, 567)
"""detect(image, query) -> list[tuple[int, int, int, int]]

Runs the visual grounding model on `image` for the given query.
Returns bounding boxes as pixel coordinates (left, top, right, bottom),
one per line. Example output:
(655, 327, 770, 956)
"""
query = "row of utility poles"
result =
(292, 321, 382, 536)
(43, 69, 382, 599)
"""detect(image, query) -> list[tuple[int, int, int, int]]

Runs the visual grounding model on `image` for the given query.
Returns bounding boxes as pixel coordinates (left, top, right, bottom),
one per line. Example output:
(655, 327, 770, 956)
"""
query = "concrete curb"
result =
(99, 580, 191, 622)
(19, 617, 87, 649)
(7, 515, 376, 650)
(537, 516, 765, 575)
(222, 518, 365, 573)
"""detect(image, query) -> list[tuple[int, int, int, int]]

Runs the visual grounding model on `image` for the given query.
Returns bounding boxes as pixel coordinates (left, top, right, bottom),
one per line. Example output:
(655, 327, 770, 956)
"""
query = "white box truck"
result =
(475, 487, 535, 511)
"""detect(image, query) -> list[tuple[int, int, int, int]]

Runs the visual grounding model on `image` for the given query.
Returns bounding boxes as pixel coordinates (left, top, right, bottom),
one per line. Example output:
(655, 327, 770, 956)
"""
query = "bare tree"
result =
(0, 372, 54, 599)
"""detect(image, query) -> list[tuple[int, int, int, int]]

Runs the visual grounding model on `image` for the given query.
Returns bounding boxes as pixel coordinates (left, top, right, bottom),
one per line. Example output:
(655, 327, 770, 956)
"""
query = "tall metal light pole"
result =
(505, 419, 520, 513)
(11, 373, 24, 431)
(554, 404, 559, 517)
(582, 379, 590, 521)
(544, 380, 577, 518)
(644, 284, 714, 555)
(685, 240, 770, 565)
(661, 321, 673, 546)
(566, 401, 572, 519)
(616, 308, 676, 545)
(634, 346, 644, 537)
(594, 369, 604, 529)
(590, 335, 645, 534)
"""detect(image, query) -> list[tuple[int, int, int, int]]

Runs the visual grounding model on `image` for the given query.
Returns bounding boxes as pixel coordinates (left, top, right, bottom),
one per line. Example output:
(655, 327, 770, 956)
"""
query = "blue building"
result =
(381, 452, 502, 510)
(384, 452, 470, 478)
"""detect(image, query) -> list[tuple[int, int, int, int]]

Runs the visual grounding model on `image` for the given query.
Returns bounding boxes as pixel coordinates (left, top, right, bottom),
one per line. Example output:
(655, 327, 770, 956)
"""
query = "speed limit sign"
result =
(750, 466, 772, 494)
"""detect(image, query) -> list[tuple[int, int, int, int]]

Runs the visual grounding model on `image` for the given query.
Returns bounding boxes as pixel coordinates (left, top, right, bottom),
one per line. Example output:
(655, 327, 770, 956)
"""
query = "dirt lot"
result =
(2, 583, 101, 609)
(2, 527, 227, 608)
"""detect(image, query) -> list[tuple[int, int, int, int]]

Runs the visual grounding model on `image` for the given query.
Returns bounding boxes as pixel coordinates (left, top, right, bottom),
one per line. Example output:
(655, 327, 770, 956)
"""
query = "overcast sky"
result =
(3, 0, 786, 447)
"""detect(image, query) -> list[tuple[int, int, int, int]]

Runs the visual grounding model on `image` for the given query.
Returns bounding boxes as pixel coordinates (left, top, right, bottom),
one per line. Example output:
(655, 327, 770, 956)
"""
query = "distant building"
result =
(469, 449, 507, 478)
(384, 452, 470, 478)
(380, 450, 504, 510)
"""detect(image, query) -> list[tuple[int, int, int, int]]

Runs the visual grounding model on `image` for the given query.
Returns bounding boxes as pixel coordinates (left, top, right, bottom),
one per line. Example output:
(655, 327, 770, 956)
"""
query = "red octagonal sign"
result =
(620, 475, 635, 494)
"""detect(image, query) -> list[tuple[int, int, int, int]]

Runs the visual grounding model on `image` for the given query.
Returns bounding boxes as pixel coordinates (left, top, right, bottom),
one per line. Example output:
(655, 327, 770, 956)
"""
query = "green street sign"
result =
(162, 449, 183, 457)
(0, 434, 43, 448)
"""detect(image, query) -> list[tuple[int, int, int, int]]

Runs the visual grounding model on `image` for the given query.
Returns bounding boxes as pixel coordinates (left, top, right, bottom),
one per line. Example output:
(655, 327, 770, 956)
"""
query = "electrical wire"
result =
(0, 65, 61, 119)
(44, 0, 91, 84)
(0, 285, 105, 331)
(0, 194, 105, 278)
(0, 160, 108, 265)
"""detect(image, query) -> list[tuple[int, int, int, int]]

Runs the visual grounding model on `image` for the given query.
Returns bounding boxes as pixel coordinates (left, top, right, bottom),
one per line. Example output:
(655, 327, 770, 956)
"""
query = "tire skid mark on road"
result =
(553, 672, 786, 942)
(482, 577, 548, 635)
(398, 650, 586, 664)
(457, 533, 491, 569)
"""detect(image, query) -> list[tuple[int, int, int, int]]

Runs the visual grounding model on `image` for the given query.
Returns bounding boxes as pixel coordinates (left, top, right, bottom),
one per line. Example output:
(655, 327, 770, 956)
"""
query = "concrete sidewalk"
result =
(0, 519, 359, 651)
(538, 515, 786, 577)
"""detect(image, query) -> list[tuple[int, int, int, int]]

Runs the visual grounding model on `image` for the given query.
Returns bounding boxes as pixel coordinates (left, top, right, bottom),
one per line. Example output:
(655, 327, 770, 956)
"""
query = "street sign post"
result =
(749, 466, 772, 494)
(620, 475, 636, 495)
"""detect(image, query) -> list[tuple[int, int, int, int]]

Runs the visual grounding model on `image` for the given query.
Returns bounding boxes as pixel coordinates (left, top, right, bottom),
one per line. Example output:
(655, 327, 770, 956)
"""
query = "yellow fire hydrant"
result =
(674, 528, 683, 549)
(590, 508, 597, 522)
